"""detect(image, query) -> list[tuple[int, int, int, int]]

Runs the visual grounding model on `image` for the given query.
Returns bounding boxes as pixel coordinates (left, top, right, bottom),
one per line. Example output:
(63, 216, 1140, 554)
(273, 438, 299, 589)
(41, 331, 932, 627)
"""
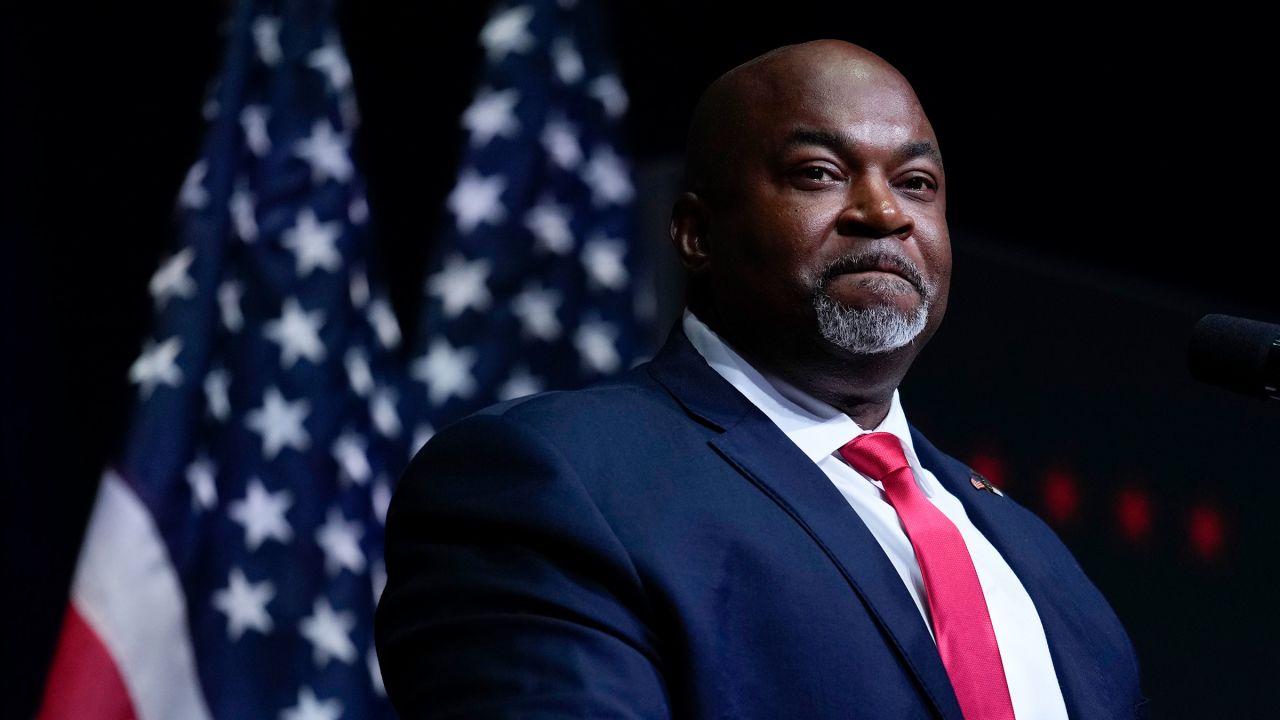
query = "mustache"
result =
(818, 251, 931, 296)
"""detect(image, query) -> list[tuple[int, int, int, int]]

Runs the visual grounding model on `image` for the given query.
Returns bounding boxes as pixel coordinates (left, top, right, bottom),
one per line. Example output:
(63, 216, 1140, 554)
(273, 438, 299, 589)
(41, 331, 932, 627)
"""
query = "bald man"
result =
(376, 41, 1145, 719)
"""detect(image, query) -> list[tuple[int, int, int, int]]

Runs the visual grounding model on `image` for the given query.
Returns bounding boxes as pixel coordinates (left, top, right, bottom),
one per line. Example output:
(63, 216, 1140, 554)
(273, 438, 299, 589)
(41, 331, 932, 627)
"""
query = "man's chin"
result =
(823, 292, 923, 319)
(813, 293, 930, 355)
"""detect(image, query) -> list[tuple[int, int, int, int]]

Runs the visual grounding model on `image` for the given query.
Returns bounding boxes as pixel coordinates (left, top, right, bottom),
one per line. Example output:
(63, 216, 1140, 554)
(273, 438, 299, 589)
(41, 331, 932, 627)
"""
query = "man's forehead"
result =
(683, 40, 936, 194)
(780, 126, 943, 167)
(744, 84, 937, 166)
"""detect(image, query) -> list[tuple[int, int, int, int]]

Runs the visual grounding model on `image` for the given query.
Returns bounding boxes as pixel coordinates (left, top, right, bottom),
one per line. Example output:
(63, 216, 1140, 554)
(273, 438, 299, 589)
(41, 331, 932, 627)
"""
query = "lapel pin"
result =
(970, 471, 1004, 496)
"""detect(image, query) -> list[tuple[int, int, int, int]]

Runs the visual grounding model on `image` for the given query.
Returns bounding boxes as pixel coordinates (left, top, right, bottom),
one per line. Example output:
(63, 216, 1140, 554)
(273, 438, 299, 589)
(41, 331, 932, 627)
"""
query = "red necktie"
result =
(839, 432, 1016, 720)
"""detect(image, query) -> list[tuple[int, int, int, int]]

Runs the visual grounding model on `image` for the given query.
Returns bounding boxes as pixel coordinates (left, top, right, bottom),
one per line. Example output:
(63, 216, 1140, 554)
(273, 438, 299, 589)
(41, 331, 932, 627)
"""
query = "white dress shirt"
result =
(683, 310, 1068, 720)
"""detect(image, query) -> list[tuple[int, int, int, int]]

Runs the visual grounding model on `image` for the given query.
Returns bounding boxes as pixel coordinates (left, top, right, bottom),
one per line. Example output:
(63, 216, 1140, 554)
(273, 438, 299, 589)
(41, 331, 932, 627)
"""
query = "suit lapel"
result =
(649, 328, 964, 720)
(910, 428, 1106, 718)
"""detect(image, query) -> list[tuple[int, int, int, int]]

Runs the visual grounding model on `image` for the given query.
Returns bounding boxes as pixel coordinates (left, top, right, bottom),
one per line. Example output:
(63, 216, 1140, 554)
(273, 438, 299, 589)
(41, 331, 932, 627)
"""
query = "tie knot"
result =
(838, 431, 911, 482)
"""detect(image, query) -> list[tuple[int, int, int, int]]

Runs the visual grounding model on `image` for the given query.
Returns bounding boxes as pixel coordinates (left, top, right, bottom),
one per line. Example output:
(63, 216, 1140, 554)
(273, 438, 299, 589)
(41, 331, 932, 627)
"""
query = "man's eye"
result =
(798, 166, 837, 182)
(901, 176, 937, 192)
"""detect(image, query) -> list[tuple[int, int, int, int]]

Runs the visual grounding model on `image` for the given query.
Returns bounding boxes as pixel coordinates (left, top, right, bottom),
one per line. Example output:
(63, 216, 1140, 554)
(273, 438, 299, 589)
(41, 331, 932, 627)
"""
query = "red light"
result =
(1114, 487, 1152, 543)
(968, 449, 1007, 489)
(1042, 469, 1079, 526)
(1189, 505, 1226, 561)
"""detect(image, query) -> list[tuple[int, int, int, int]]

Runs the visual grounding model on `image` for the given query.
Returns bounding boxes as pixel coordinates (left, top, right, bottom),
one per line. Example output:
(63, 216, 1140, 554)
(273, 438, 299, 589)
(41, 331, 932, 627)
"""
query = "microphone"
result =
(1188, 314, 1280, 400)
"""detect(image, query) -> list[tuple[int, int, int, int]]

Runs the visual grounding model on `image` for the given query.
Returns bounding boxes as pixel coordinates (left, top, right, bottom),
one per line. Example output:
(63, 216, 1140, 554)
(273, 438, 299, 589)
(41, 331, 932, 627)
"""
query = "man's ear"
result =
(669, 192, 712, 273)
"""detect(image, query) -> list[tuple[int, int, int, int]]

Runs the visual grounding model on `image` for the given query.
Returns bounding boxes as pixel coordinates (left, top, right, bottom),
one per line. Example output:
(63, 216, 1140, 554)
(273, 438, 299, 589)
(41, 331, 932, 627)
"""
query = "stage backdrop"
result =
(4, 2, 1277, 718)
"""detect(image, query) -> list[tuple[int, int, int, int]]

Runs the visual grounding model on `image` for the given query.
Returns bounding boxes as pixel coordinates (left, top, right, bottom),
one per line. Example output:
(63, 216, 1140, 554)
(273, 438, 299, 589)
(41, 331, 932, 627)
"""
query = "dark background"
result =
(4, 2, 1277, 717)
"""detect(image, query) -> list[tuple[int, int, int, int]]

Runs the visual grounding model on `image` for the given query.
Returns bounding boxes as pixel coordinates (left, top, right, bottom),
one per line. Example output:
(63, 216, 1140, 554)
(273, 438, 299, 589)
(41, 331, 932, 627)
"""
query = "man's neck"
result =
(768, 355, 898, 430)
(691, 308, 913, 429)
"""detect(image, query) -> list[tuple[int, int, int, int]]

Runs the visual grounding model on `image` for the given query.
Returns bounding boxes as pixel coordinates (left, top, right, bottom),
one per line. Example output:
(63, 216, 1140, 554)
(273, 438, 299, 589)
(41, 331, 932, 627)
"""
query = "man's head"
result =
(671, 40, 950, 399)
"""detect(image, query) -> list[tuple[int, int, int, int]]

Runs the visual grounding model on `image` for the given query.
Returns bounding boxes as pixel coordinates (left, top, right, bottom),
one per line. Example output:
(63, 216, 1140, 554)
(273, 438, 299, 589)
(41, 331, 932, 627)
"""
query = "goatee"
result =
(809, 251, 934, 354)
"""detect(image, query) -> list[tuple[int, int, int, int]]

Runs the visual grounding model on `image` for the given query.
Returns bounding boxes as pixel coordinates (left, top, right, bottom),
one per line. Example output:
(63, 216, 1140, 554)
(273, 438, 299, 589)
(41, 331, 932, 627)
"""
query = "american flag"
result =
(39, 1, 408, 718)
(407, 0, 650, 431)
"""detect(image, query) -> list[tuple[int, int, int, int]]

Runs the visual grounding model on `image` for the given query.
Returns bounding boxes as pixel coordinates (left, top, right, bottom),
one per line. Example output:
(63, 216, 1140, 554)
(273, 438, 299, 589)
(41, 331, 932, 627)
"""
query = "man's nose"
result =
(836, 173, 912, 239)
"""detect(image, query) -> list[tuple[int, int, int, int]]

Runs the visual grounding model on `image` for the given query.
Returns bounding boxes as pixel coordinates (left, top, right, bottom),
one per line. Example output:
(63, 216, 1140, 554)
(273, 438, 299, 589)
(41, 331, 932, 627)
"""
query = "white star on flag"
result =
(228, 478, 294, 551)
(186, 456, 218, 511)
(307, 41, 352, 93)
(204, 367, 231, 421)
(479, 4, 535, 62)
(282, 208, 343, 276)
(293, 120, 353, 184)
(264, 297, 327, 368)
(349, 269, 371, 308)
(462, 87, 521, 147)
(218, 279, 245, 332)
(332, 431, 372, 485)
(427, 254, 493, 319)
(512, 285, 562, 341)
(370, 560, 388, 604)
(130, 337, 184, 398)
(179, 160, 209, 210)
(525, 198, 575, 254)
(411, 338, 478, 406)
(581, 234, 629, 290)
(230, 185, 258, 241)
(551, 37, 584, 84)
(339, 95, 361, 132)
(240, 105, 271, 157)
(575, 319, 621, 374)
(368, 649, 386, 697)
(281, 687, 343, 720)
(372, 478, 394, 526)
(588, 74, 629, 119)
(497, 366, 544, 401)
(582, 145, 634, 206)
(251, 15, 282, 65)
(366, 298, 402, 349)
(316, 508, 366, 576)
(370, 386, 402, 438)
(344, 348, 374, 397)
(211, 567, 275, 640)
(150, 248, 197, 309)
(245, 386, 311, 459)
(447, 168, 507, 234)
(541, 116, 582, 169)
(411, 425, 435, 457)
(299, 598, 357, 667)
(349, 195, 369, 224)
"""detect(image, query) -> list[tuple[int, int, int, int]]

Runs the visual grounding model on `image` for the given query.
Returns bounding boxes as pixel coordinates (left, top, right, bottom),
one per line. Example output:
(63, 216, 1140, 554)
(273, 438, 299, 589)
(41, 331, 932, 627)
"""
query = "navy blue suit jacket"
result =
(376, 327, 1144, 718)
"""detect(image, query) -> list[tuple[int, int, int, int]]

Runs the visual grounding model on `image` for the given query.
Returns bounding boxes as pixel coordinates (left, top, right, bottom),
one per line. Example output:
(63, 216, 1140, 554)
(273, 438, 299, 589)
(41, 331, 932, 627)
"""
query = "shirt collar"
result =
(682, 309, 924, 469)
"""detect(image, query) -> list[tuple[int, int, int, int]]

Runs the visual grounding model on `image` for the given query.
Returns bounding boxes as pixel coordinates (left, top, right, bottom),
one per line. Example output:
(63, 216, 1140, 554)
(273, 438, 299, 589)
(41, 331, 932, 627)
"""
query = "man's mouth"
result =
(823, 253, 926, 296)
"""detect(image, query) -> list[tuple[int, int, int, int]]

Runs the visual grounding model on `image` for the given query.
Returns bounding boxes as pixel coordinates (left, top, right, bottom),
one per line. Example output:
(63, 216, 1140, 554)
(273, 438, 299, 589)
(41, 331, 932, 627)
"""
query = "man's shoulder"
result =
(441, 360, 691, 442)
(402, 359, 719, 503)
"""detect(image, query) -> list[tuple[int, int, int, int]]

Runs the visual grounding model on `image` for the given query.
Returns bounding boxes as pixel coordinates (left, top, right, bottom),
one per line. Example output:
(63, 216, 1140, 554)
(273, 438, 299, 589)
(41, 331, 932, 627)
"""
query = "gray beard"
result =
(813, 292, 930, 355)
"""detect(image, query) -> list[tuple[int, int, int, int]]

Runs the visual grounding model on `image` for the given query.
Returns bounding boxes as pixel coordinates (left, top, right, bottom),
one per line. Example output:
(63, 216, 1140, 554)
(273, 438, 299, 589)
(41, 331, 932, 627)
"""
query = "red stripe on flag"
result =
(38, 604, 138, 720)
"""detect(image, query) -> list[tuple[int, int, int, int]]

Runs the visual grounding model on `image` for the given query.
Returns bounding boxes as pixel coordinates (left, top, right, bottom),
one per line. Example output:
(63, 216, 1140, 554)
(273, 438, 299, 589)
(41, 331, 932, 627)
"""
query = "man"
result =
(376, 40, 1145, 719)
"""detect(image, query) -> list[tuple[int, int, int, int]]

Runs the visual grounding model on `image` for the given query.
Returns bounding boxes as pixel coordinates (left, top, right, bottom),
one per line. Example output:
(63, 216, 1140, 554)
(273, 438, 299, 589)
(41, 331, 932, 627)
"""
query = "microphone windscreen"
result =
(1187, 314, 1280, 398)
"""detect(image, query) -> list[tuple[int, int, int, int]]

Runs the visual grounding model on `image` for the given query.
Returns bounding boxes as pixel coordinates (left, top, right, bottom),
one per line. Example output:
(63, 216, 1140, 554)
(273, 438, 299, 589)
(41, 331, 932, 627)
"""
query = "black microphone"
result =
(1188, 314, 1280, 400)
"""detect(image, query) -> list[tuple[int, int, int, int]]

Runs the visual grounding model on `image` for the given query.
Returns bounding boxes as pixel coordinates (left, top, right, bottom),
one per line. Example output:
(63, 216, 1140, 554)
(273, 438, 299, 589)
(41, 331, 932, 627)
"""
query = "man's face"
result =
(705, 56, 951, 360)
